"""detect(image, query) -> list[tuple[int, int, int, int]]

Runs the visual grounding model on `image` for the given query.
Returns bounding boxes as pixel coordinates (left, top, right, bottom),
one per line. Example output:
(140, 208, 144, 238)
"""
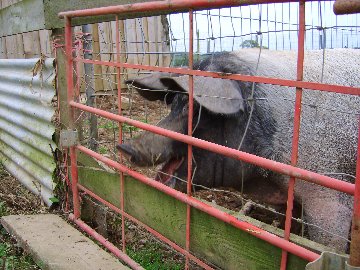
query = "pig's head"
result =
(117, 72, 247, 190)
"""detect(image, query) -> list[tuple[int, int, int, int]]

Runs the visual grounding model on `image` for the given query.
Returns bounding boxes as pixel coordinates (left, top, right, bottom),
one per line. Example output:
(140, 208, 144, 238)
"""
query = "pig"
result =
(118, 49, 360, 252)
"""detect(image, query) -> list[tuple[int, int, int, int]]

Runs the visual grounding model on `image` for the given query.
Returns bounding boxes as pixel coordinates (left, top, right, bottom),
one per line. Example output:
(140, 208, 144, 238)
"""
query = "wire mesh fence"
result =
(169, 1, 359, 56)
(55, 1, 360, 268)
(65, 1, 359, 242)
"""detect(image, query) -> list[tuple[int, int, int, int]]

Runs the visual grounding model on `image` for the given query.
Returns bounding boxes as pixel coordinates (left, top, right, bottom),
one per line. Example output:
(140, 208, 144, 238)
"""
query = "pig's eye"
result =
(182, 105, 188, 114)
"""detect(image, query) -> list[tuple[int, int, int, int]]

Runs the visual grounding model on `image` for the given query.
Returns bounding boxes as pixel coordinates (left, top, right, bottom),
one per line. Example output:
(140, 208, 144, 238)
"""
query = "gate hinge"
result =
(60, 129, 79, 147)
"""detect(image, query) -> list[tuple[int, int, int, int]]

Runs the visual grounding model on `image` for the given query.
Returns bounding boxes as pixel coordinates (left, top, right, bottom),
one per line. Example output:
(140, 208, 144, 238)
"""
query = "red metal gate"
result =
(58, 1, 360, 269)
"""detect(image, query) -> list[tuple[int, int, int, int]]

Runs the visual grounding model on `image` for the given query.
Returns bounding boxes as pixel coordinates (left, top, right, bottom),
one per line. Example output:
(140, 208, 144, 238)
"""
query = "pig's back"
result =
(231, 49, 360, 181)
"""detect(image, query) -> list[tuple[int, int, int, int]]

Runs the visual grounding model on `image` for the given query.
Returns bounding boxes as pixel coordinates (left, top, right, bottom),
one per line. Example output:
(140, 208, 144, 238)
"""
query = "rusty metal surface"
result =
(334, 0, 360, 15)
(0, 58, 57, 206)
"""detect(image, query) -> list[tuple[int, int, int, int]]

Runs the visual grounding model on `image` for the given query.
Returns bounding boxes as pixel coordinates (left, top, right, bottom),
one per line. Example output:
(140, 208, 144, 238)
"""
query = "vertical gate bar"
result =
(69, 214, 144, 270)
(75, 37, 81, 99)
(65, 16, 81, 219)
(116, 15, 126, 253)
(280, 1, 306, 269)
(349, 116, 360, 266)
(185, 9, 194, 270)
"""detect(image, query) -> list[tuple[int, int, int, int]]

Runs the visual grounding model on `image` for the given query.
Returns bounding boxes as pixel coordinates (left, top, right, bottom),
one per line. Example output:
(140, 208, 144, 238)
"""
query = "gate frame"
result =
(58, 1, 360, 269)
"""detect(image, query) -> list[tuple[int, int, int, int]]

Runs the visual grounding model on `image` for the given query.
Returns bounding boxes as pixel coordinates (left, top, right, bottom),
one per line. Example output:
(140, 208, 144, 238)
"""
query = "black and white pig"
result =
(118, 49, 360, 252)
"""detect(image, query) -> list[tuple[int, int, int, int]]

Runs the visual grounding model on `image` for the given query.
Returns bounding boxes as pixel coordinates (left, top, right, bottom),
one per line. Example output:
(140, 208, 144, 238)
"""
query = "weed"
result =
(0, 241, 39, 270)
(0, 215, 39, 269)
(126, 243, 183, 270)
(0, 201, 7, 217)
(122, 123, 140, 133)
(99, 120, 119, 130)
(0, 166, 39, 269)
(99, 146, 107, 155)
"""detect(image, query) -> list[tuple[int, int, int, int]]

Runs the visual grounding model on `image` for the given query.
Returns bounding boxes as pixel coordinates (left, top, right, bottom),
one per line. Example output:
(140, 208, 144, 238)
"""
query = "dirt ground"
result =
(0, 166, 48, 217)
(0, 165, 45, 269)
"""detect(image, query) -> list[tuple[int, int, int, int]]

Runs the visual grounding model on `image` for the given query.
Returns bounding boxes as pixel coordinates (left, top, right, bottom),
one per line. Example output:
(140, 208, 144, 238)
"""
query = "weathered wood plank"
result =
(43, 0, 170, 30)
(118, 19, 128, 88)
(160, 15, 171, 67)
(0, 0, 45, 37)
(39, 30, 53, 57)
(78, 166, 323, 270)
(147, 17, 158, 66)
(0, 0, 176, 37)
(22, 31, 41, 58)
(0, 36, 6, 58)
(92, 23, 105, 92)
(1, 0, 21, 9)
(4, 34, 24, 58)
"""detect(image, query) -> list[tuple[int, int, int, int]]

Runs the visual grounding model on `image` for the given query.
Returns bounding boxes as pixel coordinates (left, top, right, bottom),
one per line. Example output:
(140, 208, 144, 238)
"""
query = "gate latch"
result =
(60, 129, 79, 148)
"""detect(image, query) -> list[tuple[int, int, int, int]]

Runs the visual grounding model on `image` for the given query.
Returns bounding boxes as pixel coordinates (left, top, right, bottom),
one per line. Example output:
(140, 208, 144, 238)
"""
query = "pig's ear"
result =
(125, 73, 180, 104)
(160, 76, 244, 114)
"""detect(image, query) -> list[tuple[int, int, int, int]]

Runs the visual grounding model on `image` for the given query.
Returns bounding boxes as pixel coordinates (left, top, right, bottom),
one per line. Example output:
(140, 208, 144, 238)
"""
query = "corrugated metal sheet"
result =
(0, 58, 56, 206)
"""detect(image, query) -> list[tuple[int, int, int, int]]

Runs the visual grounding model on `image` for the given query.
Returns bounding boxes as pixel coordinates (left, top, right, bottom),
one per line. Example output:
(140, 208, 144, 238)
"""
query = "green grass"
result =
(0, 240, 39, 270)
(98, 120, 145, 133)
(0, 201, 7, 217)
(99, 146, 107, 155)
(0, 216, 39, 270)
(0, 167, 39, 269)
(126, 243, 183, 270)
(99, 120, 119, 130)
(122, 123, 140, 133)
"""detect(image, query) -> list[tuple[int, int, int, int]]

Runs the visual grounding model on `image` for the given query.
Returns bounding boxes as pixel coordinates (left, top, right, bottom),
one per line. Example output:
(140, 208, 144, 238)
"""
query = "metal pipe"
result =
(60, 2, 359, 267)
(76, 145, 320, 262)
(115, 15, 127, 254)
(185, 10, 194, 270)
(73, 58, 360, 96)
(58, 0, 329, 18)
(281, 2, 306, 269)
(69, 214, 144, 270)
(70, 101, 355, 195)
(77, 184, 214, 269)
(349, 116, 360, 266)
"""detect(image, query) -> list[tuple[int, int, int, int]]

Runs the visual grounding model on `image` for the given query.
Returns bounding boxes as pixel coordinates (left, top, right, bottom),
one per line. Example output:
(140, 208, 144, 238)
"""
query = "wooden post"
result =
(91, 24, 104, 92)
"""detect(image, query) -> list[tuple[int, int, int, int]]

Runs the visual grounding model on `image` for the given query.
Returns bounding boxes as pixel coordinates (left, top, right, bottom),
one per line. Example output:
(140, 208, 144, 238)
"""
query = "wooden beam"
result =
(0, 0, 169, 37)
(0, 0, 45, 37)
(44, 0, 167, 30)
(78, 166, 327, 270)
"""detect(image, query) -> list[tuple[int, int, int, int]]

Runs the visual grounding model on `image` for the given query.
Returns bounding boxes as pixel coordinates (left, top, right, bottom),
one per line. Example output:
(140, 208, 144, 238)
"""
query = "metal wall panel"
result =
(0, 58, 56, 206)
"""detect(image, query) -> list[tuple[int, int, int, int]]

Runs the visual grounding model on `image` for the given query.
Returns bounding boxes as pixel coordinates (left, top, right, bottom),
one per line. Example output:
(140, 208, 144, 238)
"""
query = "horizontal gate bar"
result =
(76, 144, 320, 262)
(70, 101, 355, 195)
(59, 0, 331, 18)
(77, 183, 214, 269)
(69, 214, 144, 270)
(74, 58, 360, 96)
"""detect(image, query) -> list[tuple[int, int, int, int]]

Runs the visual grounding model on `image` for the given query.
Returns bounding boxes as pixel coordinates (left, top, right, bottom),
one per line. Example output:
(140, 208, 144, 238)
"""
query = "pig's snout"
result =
(117, 143, 164, 167)
(117, 144, 138, 164)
